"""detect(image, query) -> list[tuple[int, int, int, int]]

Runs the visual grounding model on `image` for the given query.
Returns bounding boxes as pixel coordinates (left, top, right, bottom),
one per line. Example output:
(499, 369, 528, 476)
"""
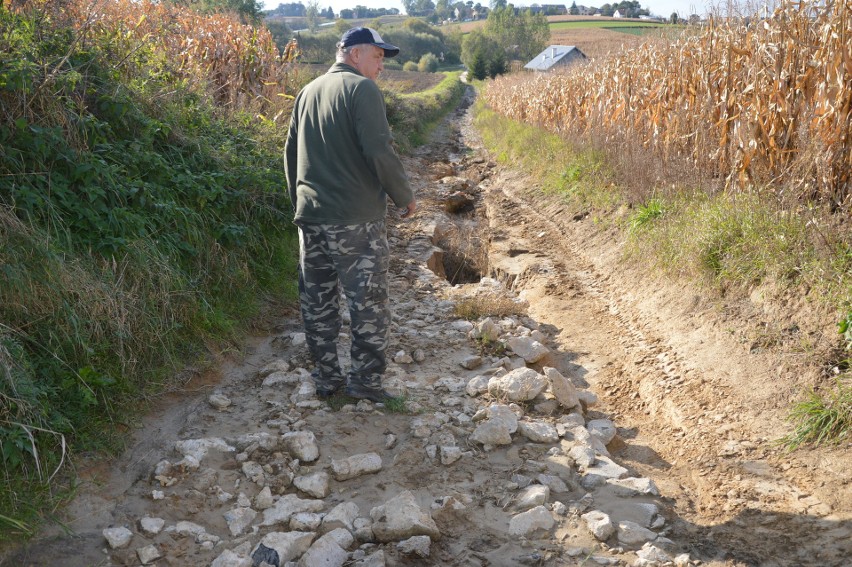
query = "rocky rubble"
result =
(94, 261, 696, 567)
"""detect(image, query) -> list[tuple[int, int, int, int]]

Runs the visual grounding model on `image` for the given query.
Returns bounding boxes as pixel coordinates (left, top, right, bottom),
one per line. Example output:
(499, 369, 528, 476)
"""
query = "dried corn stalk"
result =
(484, 0, 851, 209)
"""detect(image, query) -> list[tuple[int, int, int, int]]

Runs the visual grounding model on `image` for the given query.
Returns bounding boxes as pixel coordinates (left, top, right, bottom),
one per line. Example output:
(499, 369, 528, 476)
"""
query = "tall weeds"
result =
(0, 0, 300, 536)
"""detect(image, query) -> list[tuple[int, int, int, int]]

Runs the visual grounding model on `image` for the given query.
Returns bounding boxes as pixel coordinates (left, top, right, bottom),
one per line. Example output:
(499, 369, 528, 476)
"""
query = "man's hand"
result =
(400, 200, 417, 219)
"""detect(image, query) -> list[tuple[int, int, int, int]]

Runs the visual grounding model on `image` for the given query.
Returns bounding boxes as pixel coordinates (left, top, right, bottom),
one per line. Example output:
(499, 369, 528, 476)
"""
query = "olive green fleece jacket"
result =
(284, 63, 414, 224)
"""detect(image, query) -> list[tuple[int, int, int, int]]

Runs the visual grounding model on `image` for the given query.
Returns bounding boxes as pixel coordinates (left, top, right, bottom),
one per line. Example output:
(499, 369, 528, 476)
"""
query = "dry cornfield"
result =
(55, 0, 300, 113)
(484, 0, 851, 210)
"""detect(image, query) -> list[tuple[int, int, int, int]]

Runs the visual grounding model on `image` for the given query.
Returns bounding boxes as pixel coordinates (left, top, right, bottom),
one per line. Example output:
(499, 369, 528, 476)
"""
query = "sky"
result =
(261, 1, 716, 19)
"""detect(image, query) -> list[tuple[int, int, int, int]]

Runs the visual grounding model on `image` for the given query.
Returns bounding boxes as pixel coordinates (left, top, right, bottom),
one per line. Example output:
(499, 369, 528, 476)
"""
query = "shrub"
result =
(403, 61, 419, 72)
(418, 53, 440, 73)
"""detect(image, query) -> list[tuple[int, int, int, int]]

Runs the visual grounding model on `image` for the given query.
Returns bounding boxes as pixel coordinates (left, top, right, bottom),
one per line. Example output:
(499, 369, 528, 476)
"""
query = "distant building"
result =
(524, 45, 588, 72)
(613, 9, 623, 18)
(524, 5, 568, 16)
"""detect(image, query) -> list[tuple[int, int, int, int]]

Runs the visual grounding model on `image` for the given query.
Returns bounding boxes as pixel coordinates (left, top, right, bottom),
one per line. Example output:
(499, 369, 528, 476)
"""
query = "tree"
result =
(670, 11, 678, 24)
(485, 6, 549, 61)
(470, 52, 488, 80)
(569, 2, 579, 15)
(418, 52, 440, 72)
(305, 0, 320, 32)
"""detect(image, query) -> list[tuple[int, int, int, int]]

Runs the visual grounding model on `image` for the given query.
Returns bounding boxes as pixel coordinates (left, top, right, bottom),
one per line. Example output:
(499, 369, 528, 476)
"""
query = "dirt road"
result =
(6, 87, 850, 567)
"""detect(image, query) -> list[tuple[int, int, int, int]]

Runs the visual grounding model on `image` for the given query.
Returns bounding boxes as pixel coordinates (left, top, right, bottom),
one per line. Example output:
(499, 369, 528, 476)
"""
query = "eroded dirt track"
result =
(5, 87, 851, 567)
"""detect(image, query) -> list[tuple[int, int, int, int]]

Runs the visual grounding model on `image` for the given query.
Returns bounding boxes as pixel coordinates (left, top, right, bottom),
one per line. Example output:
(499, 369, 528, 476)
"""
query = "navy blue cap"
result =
(338, 27, 400, 58)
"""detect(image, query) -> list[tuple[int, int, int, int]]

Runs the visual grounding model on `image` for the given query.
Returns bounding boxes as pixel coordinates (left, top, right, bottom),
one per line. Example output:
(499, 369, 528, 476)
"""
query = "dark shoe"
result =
(315, 382, 344, 400)
(344, 384, 400, 404)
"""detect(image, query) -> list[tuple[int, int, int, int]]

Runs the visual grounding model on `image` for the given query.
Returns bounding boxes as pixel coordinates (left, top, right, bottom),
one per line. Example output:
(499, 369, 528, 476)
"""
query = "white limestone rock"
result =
(587, 419, 617, 445)
(487, 367, 547, 402)
(322, 502, 360, 533)
(136, 544, 161, 565)
(516, 485, 550, 511)
(470, 418, 513, 447)
(294, 471, 331, 498)
(210, 542, 252, 567)
(582, 510, 615, 541)
(371, 491, 441, 542)
(297, 532, 349, 567)
(208, 393, 232, 410)
(138, 517, 165, 536)
(254, 486, 275, 510)
(103, 526, 133, 549)
(332, 453, 383, 481)
(635, 543, 673, 566)
(544, 367, 580, 409)
(506, 336, 549, 363)
(283, 430, 320, 462)
(397, 535, 431, 558)
(518, 420, 560, 443)
(223, 506, 257, 537)
(617, 520, 658, 546)
(251, 531, 315, 565)
(261, 494, 325, 526)
(174, 437, 234, 463)
(508, 505, 555, 537)
(569, 445, 596, 468)
(290, 512, 324, 531)
(606, 477, 660, 497)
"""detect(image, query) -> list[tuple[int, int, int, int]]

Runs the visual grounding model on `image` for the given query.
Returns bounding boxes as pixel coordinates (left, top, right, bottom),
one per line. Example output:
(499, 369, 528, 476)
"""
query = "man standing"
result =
(284, 27, 416, 403)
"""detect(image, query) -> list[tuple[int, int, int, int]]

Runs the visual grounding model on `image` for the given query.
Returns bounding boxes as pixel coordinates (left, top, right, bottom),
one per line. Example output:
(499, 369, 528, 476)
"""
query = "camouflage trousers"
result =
(297, 220, 390, 392)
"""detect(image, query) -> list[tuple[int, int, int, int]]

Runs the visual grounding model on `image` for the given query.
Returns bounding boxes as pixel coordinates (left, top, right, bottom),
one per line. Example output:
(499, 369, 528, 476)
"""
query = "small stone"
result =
(516, 485, 549, 511)
(617, 520, 657, 546)
(138, 517, 165, 536)
(136, 544, 161, 565)
(322, 501, 360, 533)
(506, 336, 549, 363)
(208, 393, 232, 410)
(290, 512, 324, 531)
(291, 332, 307, 346)
(332, 453, 383, 481)
(254, 486, 275, 510)
(460, 354, 483, 370)
(487, 367, 548, 402)
(636, 542, 672, 565)
(393, 350, 414, 364)
(508, 505, 555, 536)
(397, 535, 431, 557)
(440, 446, 463, 465)
(252, 531, 315, 565)
(223, 506, 257, 537)
(465, 375, 490, 396)
(587, 419, 617, 445)
(517, 420, 560, 443)
(606, 477, 660, 497)
(294, 471, 331, 498)
(283, 430, 320, 462)
(371, 491, 441, 542)
(581, 510, 614, 541)
(413, 349, 426, 362)
(103, 526, 133, 549)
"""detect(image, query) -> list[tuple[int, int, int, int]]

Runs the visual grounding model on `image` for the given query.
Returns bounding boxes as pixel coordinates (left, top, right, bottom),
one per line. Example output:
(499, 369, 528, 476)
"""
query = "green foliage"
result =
(781, 378, 851, 450)
(485, 6, 550, 61)
(840, 310, 852, 347)
(386, 71, 465, 149)
(403, 60, 419, 71)
(417, 52, 440, 73)
(630, 198, 665, 232)
(0, 4, 298, 533)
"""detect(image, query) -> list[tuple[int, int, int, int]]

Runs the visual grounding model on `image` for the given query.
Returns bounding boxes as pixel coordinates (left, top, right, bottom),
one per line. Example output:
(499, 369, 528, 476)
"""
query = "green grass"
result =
(780, 378, 852, 450)
(549, 20, 672, 30)
(473, 99, 614, 210)
(386, 71, 466, 149)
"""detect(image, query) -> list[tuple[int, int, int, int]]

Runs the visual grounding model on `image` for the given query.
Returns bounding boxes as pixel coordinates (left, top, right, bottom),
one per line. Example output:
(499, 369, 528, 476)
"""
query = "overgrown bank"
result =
(472, 99, 852, 449)
(0, 0, 464, 540)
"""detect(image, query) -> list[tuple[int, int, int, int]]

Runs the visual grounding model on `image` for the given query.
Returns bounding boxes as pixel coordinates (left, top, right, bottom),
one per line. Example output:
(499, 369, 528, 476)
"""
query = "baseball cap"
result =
(338, 27, 400, 58)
